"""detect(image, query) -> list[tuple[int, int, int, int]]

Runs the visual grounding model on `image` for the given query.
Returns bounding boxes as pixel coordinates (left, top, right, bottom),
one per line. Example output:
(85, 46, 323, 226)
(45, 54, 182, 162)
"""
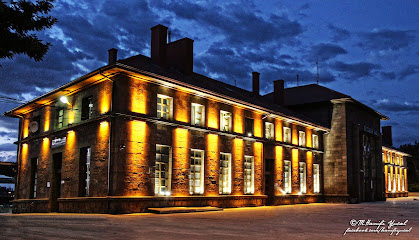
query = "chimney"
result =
(108, 48, 118, 65)
(382, 126, 393, 146)
(273, 80, 285, 105)
(166, 38, 194, 74)
(151, 24, 168, 66)
(252, 72, 260, 96)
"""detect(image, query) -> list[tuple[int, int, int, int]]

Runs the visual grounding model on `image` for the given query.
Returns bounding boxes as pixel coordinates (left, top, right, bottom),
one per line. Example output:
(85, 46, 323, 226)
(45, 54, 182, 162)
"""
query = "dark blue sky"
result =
(0, 0, 418, 162)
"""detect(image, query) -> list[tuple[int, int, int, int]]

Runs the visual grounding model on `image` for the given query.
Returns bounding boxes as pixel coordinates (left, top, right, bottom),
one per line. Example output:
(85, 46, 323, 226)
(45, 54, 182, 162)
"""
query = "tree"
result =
(0, 0, 57, 62)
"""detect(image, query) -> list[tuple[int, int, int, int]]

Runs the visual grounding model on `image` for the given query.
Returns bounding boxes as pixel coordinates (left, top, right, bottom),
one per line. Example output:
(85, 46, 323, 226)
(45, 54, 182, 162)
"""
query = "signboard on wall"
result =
(51, 137, 66, 148)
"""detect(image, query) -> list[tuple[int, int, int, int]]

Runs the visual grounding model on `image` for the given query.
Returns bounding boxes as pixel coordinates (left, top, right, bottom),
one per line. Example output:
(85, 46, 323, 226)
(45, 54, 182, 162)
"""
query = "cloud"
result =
(328, 24, 351, 42)
(0, 151, 16, 162)
(373, 99, 419, 113)
(309, 43, 347, 61)
(359, 29, 416, 51)
(330, 61, 381, 79)
(398, 65, 419, 80)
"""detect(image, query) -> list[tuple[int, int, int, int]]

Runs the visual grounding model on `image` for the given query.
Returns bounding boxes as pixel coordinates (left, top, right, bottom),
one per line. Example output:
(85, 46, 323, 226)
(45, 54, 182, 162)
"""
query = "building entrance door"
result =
(49, 152, 62, 212)
(265, 158, 275, 205)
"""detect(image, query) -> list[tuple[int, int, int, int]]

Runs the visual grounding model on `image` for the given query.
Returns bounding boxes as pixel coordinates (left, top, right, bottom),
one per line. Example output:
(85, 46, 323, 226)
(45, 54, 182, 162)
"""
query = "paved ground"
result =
(1, 194, 419, 240)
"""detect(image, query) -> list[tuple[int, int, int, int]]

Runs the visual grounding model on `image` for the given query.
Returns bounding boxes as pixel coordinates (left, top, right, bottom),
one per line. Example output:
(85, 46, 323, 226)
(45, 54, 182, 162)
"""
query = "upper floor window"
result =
(312, 134, 319, 149)
(56, 109, 64, 128)
(81, 96, 93, 121)
(190, 149, 204, 195)
(191, 103, 205, 127)
(220, 111, 232, 132)
(219, 153, 231, 194)
(299, 131, 306, 146)
(157, 94, 172, 120)
(387, 153, 390, 163)
(265, 122, 274, 140)
(245, 118, 254, 137)
(283, 127, 291, 143)
(382, 153, 385, 162)
(396, 156, 399, 165)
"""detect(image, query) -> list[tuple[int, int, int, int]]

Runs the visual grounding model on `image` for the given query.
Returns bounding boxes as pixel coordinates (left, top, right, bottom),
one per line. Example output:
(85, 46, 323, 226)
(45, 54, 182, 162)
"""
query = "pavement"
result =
(1, 193, 419, 240)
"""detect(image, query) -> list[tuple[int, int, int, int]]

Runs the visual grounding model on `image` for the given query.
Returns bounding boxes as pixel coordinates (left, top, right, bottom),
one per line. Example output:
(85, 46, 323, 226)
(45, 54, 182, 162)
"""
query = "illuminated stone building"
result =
(6, 25, 328, 213)
(381, 126, 409, 198)
(267, 84, 389, 203)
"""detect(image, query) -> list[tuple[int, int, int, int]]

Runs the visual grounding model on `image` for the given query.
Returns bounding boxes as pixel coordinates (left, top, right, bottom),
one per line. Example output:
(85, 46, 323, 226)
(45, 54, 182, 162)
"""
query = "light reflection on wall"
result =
(291, 148, 299, 194)
(127, 120, 148, 196)
(253, 112, 262, 138)
(68, 110, 75, 124)
(274, 146, 283, 195)
(233, 107, 243, 134)
(172, 128, 189, 196)
(275, 119, 283, 142)
(44, 108, 50, 132)
(205, 134, 219, 196)
(306, 151, 313, 194)
(207, 100, 219, 129)
(254, 142, 263, 195)
(174, 92, 189, 123)
(100, 82, 112, 114)
(233, 138, 243, 195)
(22, 118, 29, 138)
(306, 128, 312, 148)
(292, 124, 298, 145)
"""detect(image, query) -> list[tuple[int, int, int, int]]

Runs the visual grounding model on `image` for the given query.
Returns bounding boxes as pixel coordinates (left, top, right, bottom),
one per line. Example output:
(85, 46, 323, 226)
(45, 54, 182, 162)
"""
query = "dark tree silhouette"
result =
(0, 0, 57, 61)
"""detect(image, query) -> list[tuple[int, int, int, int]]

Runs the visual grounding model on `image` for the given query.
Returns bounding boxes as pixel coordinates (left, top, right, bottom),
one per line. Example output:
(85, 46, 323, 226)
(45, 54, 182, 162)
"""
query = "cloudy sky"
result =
(0, 0, 418, 162)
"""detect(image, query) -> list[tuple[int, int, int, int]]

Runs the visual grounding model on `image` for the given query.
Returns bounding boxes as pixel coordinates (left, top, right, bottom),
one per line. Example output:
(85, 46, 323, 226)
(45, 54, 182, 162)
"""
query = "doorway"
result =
(264, 158, 275, 205)
(49, 152, 62, 212)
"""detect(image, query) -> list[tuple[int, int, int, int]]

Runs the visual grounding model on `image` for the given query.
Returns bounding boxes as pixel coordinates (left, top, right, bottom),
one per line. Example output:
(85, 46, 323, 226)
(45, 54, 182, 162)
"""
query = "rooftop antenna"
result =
(316, 57, 319, 85)
(168, 30, 171, 43)
(234, 79, 237, 87)
(296, 74, 299, 86)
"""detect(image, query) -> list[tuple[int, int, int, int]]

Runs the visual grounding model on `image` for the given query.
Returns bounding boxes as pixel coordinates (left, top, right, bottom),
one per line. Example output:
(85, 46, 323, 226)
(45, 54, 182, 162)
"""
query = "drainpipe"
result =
(14, 115, 24, 201)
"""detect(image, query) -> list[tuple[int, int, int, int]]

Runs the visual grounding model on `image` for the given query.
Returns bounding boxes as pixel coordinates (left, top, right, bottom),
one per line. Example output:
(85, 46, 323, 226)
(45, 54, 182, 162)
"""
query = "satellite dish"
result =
(29, 121, 39, 133)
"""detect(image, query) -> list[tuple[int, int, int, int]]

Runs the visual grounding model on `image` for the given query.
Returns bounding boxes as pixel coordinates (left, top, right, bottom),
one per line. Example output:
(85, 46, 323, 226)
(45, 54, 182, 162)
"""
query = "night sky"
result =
(0, 0, 418, 162)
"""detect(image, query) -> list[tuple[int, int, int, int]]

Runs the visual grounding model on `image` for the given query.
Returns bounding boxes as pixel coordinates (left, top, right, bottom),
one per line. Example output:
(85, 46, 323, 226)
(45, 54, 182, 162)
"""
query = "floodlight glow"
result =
(60, 96, 69, 104)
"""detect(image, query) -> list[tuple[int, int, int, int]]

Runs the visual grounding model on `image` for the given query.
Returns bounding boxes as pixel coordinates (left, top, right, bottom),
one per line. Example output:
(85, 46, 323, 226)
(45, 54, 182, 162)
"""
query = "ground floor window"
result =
(401, 171, 405, 191)
(284, 160, 291, 193)
(79, 147, 91, 197)
(190, 149, 204, 195)
(30, 157, 38, 199)
(387, 171, 391, 192)
(393, 170, 396, 192)
(219, 153, 231, 194)
(313, 164, 320, 193)
(244, 156, 254, 194)
(155, 145, 171, 196)
(299, 162, 306, 194)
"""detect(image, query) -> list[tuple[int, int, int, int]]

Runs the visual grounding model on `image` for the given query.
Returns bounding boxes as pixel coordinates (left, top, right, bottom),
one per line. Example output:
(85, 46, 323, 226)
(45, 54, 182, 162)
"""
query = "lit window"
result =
(397, 168, 401, 191)
(190, 149, 204, 195)
(56, 109, 64, 128)
(392, 154, 395, 164)
(401, 171, 405, 191)
(387, 153, 390, 163)
(312, 134, 319, 149)
(155, 145, 172, 196)
(219, 153, 231, 194)
(283, 127, 291, 143)
(400, 157, 403, 166)
(81, 96, 93, 121)
(157, 95, 172, 120)
(299, 131, 306, 146)
(220, 111, 232, 132)
(244, 156, 254, 194)
(245, 118, 254, 137)
(313, 164, 320, 193)
(191, 103, 205, 127)
(79, 147, 91, 197)
(382, 153, 385, 163)
(284, 160, 291, 193)
(299, 162, 306, 193)
(30, 157, 38, 199)
(265, 122, 274, 140)
(396, 156, 399, 165)
(387, 171, 391, 192)
(393, 169, 396, 192)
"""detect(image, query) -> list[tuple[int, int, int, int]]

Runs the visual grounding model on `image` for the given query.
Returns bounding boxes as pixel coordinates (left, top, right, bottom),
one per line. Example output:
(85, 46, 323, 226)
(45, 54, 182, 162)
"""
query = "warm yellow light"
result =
(43, 137, 49, 141)
(306, 151, 313, 194)
(44, 108, 50, 132)
(291, 148, 299, 194)
(173, 128, 189, 196)
(207, 100, 219, 129)
(67, 130, 74, 134)
(233, 138, 243, 195)
(253, 112, 262, 138)
(254, 142, 263, 195)
(100, 121, 108, 125)
(205, 134, 219, 196)
(275, 146, 283, 195)
(21, 143, 28, 164)
(60, 96, 69, 104)
(22, 119, 29, 138)
(306, 128, 312, 148)
(130, 81, 147, 114)
(275, 119, 283, 142)
(68, 110, 75, 124)
(292, 125, 298, 145)
(174, 92, 189, 123)
(233, 107, 243, 134)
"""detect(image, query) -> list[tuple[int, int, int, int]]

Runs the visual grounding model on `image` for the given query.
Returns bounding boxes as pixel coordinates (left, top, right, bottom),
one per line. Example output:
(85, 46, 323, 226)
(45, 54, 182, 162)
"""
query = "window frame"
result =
(30, 157, 38, 199)
(312, 134, 319, 149)
(79, 147, 91, 197)
(219, 152, 232, 195)
(244, 156, 254, 194)
(299, 162, 307, 194)
(313, 164, 320, 193)
(220, 111, 232, 132)
(157, 94, 173, 120)
(265, 122, 274, 140)
(190, 149, 204, 195)
(56, 108, 64, 129)
(155, 144, 172, 196)
(81, 96, 94, 121)
(245, 117, 254, 137)
(191, 103, 205, 127)
(283, 127, 291, 143)
(283, 160, 291, 193)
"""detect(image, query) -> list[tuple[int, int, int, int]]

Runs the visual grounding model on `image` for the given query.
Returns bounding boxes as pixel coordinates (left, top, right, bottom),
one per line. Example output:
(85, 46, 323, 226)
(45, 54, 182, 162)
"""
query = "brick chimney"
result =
(382, 126, 393, 146)
(273, 80, 284, 105)
(151, 24, 168, 66)
(252, 72, 260, 96)
(108, 48, 118, 65)
(166, 38, 194, 74)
